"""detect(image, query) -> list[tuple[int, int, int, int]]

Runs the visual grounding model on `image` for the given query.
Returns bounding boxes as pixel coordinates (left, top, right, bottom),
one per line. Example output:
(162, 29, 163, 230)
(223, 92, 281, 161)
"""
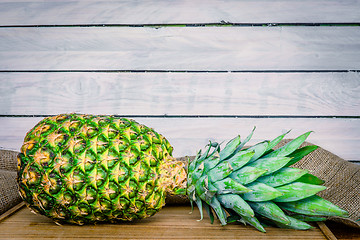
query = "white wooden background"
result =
(0, 0, 359, 164)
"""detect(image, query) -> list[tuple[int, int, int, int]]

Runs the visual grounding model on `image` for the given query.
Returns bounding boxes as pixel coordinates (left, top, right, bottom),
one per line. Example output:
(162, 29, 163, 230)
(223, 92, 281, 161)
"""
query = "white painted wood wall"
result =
(0, 0, 359, 164)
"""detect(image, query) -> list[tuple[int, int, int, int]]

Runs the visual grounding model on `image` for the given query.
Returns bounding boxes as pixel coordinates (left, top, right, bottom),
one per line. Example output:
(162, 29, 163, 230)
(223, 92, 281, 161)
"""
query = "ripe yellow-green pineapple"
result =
(18, 114, 187, 224)
(18, 113, 348, 232)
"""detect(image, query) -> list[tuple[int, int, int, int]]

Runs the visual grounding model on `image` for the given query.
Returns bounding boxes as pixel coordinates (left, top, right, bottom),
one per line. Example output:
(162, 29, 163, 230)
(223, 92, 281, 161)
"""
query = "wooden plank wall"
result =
(0, 1, 359, 163)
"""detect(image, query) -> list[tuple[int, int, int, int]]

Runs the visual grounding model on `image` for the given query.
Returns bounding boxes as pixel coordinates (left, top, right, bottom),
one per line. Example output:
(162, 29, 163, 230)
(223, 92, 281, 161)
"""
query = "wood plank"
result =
(1, 72, 359, 116)
(0, 117, 359, 160)
(0, 206, 327, 239)
(317, 222, 338, 240)
(1, 27, 360, 71)
(0, 0, 359, 26)
(0, 202, 25, 222)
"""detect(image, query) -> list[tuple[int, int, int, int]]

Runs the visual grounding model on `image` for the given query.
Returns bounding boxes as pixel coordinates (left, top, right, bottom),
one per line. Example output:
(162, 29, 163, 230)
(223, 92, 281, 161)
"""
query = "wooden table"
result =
(1, 203, 334, 240)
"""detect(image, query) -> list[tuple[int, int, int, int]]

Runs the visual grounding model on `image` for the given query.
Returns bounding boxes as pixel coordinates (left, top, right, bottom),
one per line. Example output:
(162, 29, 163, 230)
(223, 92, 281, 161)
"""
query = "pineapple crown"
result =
(186, 128, 348, 232)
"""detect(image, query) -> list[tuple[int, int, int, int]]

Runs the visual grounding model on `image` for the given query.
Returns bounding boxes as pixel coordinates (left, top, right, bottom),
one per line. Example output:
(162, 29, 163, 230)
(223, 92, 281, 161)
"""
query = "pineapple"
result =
(17, 113, 348, 231)
(17, 113, 187, 224)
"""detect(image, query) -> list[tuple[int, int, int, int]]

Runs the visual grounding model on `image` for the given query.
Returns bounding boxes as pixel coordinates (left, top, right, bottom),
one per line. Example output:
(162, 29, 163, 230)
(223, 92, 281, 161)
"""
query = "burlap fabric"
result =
(1, 143, 359, 228)
(0, 150, 22, 216)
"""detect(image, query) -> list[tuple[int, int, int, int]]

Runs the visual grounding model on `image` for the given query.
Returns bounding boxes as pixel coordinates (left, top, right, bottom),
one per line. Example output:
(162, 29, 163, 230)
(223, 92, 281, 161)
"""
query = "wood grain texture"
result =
(0, 0, 359, 26)
(1, 27, 360, 71)
(1, 117, 359, 160)
(0, 205, 327, 239)
(1, 72, 359, 116)
(0, 202, 25, 222)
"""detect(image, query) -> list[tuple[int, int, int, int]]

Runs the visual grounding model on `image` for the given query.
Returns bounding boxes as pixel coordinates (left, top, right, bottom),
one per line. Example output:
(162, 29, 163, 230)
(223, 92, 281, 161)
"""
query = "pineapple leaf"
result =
(242, 182, 283, 202)
(230, 166, 267, 185)
(256, 167, 308, 187)
(246, 156, 292, 175)
(265, 131, 313, 158)
(273, 215, 313, 230)
(266, 130, 291, 151)
(188, 150, 202, 172)
(207, 161, 234, 182)
(189, 161, 205, 184)
(290, 214, 327, 222)
(226, 150, 255, 171)
(297, 173, 325, 185)
(285, 145, 319, 167)
(203, 153, 220, 172)
(195, 197, 204, 221)
(209, 197, 227, 225)
(195, 176, 216, 203)
(242, 215, 266, 233)
(212, 177, 251, 194)
(278, 195, 349, 217)
(234, 126, 256, 152)
(203, 201, 215, 224)
(226, 211, 242, 223)
(246, 141, 270, 163)
(204, 142, 220, 160)
(247, 201, 290, 225)
(274, 182, 326, 202)
(219, 135, 241, 160)
(217, 194, 255, 218)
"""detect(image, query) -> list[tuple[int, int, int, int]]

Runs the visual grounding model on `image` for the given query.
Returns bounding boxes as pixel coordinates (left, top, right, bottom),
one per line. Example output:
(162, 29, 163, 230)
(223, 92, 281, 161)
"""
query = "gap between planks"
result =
(1, 22, 360, 28)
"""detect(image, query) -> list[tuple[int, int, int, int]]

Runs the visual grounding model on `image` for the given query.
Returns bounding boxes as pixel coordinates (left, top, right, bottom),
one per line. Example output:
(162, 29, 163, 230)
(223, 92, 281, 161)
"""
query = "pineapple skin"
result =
(17, 114, 186, 225)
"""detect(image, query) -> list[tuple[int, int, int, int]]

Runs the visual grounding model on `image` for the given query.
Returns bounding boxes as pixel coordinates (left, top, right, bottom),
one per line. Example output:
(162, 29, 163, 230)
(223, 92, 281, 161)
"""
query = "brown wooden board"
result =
(0, 203, 330, 240)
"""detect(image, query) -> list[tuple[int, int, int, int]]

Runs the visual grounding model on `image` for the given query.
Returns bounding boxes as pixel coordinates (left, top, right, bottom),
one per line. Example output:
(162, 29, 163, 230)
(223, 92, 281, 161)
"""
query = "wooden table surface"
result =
(0, 204, 330, 240)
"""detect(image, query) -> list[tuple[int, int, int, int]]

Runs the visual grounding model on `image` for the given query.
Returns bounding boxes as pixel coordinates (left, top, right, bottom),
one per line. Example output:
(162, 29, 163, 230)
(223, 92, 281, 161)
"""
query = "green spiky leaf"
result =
(212, 178, 251, 194)
(219, 135, 241, 160)
(265, 131, 313, 158)
(256, 167, 308, 187)
(278, 195, 349, 217)
(187, 129, 349, 233)
(297, 173, 325, 185)
(286, 145, 319, 166)
(247, 156, 292, 175)
(248, 201, 290, 225)
(273, 215, 313, 230)
(230, 166, 267, 185)
(274, 182, 326, 202)
(242, 182, 283, 202)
